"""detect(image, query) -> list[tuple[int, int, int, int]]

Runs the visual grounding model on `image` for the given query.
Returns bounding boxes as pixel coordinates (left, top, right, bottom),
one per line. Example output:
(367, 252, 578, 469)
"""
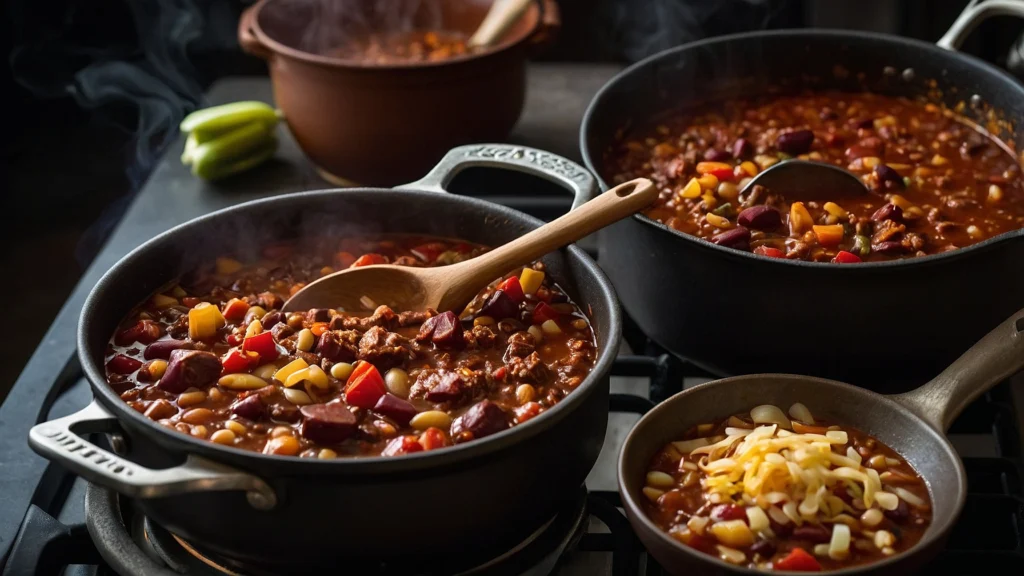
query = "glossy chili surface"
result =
(605, 91, 1024, 262)
(330, 30, 474, 63)
(643, 409, 932, 571)
(105, 235, 596, 458)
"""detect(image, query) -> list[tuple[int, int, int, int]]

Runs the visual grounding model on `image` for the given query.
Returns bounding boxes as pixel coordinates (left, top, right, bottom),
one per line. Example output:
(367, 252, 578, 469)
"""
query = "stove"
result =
(3, 71, 1024, 576)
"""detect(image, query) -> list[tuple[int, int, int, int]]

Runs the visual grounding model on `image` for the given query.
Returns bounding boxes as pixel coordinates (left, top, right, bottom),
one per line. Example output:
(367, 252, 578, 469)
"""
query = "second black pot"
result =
(581, 22, 1024, 390)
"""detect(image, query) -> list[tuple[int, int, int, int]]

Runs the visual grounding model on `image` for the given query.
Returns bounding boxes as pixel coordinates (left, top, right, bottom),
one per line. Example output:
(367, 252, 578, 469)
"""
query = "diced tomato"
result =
(832, 250, 863, 264)
(242, 331, 279, 362)
(696, 161, 736, 182)
(222, 349, 259, 373)
(491, 366, 507, 380)
(774, 547, 821, 571)
(410, 242, 447, 263)
(310, 322, 329, 337)
(496, 277, 525, 303)
(419, 427, 450, 451)
(182, 297, 202, 308)
(107, 354, 143, 375)
(351, 253, 388, 268)
(382, 435, 424, 456)
(115, 320, 162, 346)
(514, 401, 543, 423)
(344, 362, 386, 408)
(334, 251, 356, 268)
(754, 245, 786, 259)
(226, 333, 243, 347)
(221, 298, 250, 322)
(532, 301, 560, 324)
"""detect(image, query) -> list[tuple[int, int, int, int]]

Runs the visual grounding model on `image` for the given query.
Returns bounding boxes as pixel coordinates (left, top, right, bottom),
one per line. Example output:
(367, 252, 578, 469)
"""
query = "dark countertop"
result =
(0, 63, 623, 560)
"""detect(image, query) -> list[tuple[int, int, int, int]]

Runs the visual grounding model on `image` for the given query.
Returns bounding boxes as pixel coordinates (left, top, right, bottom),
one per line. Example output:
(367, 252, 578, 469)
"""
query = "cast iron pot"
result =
(619, 307, 1024, 575)
(28, 144, 619, 574)
(239, 0, 558, 187)
(581, 1, 1024, 391)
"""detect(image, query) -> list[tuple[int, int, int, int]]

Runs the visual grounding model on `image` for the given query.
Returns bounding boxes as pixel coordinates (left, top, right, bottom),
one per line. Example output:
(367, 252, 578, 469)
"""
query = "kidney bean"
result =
(107, 354, 143, 375)
(452, 400, 510, 441)
(158, 349, 221, 393)
(871, 203, 904, 223)
(750, 539, 777, 558)
(732, 138, 754, 159)
(115, 320, 162, 346)
(374, 394, 418, 425)
(710, 226, 751, 251)
(261, 311, 283, 329)
(704, 148, 732, 162)
(855, 117, 876, 129)
(710, 504, 748, 523)
(299, 403, 357, 444)
(776, 130, 814, 155)
(874, 164, 905, 188)
(144, 339, 191, 360)
(737, 206, 781, 230)
(793, 523, 831, 543)
(884, 499, 910, 523)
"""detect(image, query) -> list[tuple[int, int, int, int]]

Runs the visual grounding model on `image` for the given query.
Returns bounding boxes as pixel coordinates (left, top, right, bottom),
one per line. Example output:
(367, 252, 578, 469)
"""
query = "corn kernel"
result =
(790, 202, 813, 234)
(989, 184, 1004, 202)
(274, 358, 310, 385)
(740, 161, 758, 177)
(698, 174, 719, 190)
(679, 177, 702, 199)
(706, 213, 732, 229)
(823, 202, 848, 218)
(188, 303, 225, 340)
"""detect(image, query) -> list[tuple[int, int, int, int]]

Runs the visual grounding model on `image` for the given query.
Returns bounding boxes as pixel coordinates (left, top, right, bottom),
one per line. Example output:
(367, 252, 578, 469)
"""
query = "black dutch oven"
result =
(28, 144, 621, 574)
(581, 1, 1024, 390)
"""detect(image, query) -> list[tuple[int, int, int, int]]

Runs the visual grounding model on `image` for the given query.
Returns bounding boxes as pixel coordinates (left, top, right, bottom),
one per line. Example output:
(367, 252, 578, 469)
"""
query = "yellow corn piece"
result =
(706, 213, 732, 229)
(889, 194, 914, 211)
(216, 257, 244, 275)
(151, 293, 179, 308)
(519, 268, 545, 295)
(740, 161, 758, 177)
(188, 303, 225, 340)
(702, 192, 717, 209)
(274, 358, 309, 386)
(698, 174, 719, 190)
(680, 177, 702, 199)
(862, 157, 880, 169)
(286, 365, 329, 389)
(790, 202, 813, 234)
(931, 154, 949, 166)
(823, 202, 848, 218)
(813, 224, 845, 246)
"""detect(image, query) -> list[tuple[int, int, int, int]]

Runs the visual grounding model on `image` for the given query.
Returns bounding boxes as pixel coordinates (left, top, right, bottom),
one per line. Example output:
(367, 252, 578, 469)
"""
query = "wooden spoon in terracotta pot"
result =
(468, 0, 535, 48)
(283, 178, 655, 314)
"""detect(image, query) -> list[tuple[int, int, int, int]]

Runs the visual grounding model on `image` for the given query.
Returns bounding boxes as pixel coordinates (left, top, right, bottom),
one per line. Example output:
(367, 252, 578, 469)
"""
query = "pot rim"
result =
(580, 27, 1024, 271)
(616, 373, 965, 575)
(247, 0, 543, 71)
(79, 187, 621, 475)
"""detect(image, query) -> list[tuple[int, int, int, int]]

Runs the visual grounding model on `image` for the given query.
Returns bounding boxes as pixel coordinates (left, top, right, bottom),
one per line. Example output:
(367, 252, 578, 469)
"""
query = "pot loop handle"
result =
(238, 3, 273, 60)
(937, 0, 1024, 50)
(28, 400, 277, 510)
(395, 144, 599, 211)
(893, 308, 1024, 432)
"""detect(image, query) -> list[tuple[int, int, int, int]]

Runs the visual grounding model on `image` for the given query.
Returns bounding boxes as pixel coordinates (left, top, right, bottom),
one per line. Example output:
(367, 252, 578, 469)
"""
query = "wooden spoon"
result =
(468, 0, 534, 48)
(282, 178, 656, 314)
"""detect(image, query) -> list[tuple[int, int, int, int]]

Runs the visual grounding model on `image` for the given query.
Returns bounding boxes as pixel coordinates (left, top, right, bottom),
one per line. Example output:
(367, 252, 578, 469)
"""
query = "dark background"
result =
(1, 0, 1021, 399)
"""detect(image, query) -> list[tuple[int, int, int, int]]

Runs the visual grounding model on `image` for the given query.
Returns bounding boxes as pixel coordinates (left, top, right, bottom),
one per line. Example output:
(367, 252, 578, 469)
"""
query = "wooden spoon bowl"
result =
(283, 177, 656, 314)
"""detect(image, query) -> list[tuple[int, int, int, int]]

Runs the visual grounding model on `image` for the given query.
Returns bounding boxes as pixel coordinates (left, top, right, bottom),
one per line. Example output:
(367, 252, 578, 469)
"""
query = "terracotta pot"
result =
(238, 0, 559, 186)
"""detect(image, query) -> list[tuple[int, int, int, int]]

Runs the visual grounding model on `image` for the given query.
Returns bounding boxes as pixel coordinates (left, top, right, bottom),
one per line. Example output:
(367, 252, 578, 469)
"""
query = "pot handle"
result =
(893, 308, 1024, 431)
(395, 144, 599, 210)
(238, 3, 272, 60)
(28, 400, 277, 510)
(936, 0, 1024, 50)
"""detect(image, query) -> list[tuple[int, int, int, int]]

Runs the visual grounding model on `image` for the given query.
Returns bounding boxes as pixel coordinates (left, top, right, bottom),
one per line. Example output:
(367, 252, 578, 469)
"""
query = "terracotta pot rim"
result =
(247, 0, 542, 71)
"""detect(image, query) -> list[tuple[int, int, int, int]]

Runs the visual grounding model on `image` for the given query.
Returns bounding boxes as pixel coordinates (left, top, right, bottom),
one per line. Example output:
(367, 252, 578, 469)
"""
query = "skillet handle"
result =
(893, 308, 1024, 431)
(28, 400, 277, 510)
(395, 144, 599, 210)
(936, 0, 1024, 50)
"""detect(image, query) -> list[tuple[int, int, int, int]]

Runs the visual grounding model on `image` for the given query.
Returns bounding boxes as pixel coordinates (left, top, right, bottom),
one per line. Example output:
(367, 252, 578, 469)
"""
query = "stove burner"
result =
(86, 483, 590, 576)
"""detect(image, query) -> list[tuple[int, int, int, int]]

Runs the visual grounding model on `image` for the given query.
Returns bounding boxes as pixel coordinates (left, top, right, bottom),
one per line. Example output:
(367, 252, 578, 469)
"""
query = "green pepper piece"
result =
(712, 202, 734, 217)
(180, 101, 279, 136)
(190, 121, 271, 174)
(181, 133, 199, 165)
(853, 234, 872, 257)
(193, 139, 277, 181)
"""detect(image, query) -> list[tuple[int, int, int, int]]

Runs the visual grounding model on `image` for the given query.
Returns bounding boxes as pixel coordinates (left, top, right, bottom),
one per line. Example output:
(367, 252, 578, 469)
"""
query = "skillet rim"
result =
(78, 186, 621, 475)
(617, 373, 967, 575)
(579, 28, 1024, 270)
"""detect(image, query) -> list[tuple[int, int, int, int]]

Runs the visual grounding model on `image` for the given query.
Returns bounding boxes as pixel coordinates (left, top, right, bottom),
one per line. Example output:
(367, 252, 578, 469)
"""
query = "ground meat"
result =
(503, 331, 535, 361)
(332, 305, 398, 331)
(413, 369, 465, 403)
(166, 315, 189, 339)
(464, 325, 498, 350)
(318, 330, 359, 363)
(872, 219, 906, 244)
(258, 292, 283, 310)
(357, 326, 413, 370)
(506, 351, 548, 384)
(397, 310, 432, 327)
(270, 323, 294, 341)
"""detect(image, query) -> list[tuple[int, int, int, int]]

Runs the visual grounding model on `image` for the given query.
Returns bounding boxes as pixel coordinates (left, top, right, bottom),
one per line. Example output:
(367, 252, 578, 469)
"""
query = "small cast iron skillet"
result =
(619, 307, 1024, 575)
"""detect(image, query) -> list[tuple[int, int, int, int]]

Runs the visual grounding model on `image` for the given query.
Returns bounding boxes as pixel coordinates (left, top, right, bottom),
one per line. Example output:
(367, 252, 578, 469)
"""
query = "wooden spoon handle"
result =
(469, 0, 534, 48)
(439, 178, 656, 310)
